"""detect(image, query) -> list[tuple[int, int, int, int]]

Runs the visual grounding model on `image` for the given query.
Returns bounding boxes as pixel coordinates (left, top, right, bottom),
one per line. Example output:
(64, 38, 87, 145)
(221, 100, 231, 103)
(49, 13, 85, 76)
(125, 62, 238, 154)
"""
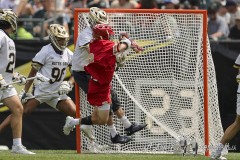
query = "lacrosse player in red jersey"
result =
(64, 23, 145, 141)
(71, 7, 147, 145)
(0, 9, 35, 154)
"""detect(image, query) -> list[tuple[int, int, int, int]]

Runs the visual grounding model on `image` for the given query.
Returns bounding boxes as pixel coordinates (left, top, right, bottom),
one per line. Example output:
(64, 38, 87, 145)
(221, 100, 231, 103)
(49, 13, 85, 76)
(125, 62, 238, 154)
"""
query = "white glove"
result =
(19, 90, 33, 104)
(236, 74, 240, 83)
(59, 81, 73, 95)
(0, 74, 7, 90)
(12, 72, 27, 85)
(119, 32, 144, 53)
(116, 52, 127, 67)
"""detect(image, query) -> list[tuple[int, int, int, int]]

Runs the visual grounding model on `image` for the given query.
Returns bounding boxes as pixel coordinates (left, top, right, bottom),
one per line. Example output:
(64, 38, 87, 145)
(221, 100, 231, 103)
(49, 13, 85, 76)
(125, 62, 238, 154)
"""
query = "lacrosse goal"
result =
(74, 9, 224, 156)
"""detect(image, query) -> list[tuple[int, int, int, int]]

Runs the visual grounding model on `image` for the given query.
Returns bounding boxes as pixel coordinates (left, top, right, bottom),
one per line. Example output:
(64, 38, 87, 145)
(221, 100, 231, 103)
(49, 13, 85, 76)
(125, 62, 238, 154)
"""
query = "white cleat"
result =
(81, 125, 95, 141)
(63, 116, 75, 135)
(210, 151, 227, 160)
(11, 145, 35, 154)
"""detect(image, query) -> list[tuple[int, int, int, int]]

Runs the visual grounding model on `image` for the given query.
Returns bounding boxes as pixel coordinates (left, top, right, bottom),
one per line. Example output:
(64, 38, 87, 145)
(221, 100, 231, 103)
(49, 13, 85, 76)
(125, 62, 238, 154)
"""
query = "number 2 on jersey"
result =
(6, 53, 15, 73)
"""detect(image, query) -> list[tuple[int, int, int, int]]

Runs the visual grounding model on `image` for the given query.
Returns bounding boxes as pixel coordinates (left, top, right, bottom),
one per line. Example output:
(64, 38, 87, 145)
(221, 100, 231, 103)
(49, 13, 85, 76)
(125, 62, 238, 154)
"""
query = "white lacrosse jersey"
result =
(0, 29, 16, 83)
(235, 54, 240, 93)
(72, 26, 92, 72)
(32, 44, 73, 93)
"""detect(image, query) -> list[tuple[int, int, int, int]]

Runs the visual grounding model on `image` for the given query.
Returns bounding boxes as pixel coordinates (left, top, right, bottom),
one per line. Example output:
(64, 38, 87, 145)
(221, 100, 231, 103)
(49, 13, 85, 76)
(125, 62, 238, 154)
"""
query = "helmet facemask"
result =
(88, 7, 109, 27)
(49, 24, 69, 51)
(0, 9, 17, 33)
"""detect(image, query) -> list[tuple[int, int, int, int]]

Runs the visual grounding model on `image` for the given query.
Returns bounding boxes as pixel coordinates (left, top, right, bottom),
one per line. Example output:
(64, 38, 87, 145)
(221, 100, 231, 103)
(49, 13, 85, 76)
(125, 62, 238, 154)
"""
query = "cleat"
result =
(210, 155, 227, 160)
(81, 125, 95, 141)
(125, 123, 147, 136)
(11, 145, 35, 154)
(63, 116, 75, 135)
(111, 133, 131, 144)
(210, 144, 226, 160)
(210, 151, 226, 160)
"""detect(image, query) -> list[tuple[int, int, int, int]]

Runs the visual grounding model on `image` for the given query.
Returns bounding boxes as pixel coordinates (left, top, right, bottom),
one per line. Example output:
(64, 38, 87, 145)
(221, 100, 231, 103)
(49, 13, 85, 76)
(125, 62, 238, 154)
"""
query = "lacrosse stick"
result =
(3, 73, 50, 87)
(24, 90, 59, 100)
(24, 88, 72, 100)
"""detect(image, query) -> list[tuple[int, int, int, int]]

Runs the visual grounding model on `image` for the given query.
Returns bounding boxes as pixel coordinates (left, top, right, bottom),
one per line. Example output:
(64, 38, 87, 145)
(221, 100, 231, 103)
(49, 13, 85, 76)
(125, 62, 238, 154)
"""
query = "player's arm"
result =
(24, 61, 42, 92)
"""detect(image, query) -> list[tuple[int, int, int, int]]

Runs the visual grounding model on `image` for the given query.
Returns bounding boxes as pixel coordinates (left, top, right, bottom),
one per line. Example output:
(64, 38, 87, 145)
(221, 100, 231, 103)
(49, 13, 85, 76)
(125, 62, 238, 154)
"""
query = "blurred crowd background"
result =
(1, 0, 240, 41)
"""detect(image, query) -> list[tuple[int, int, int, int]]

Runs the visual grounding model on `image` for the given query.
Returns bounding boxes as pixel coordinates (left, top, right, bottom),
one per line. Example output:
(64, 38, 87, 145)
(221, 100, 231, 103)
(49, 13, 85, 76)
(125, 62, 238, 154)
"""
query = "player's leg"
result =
(211, 115, 240, 160)
(56, 98, 94, 140)
(2, 89, 35, 154)
(56, 99, 76, 118)
(111, 89, 147, 135)
(0, 98, 39, 133)
(107, 112, 131, 144)
(211, 94, 240, 160)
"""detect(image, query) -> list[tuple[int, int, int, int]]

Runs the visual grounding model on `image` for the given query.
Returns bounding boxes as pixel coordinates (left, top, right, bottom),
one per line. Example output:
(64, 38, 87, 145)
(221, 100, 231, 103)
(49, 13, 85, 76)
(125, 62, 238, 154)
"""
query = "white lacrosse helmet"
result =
(49, 24, 69, 51)
(0, 9, 17, 33)
(88, 7, 108, 26)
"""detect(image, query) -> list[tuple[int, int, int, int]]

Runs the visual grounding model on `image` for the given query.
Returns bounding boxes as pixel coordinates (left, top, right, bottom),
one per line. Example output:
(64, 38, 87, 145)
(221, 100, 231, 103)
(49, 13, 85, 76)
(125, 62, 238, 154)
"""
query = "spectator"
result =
(218, 3, 231, 26)
(87, 0, 110, 8)
(137, 0, 158, 9)
(15, 21, 34, 39)
(0, 0, 17, 11)
(229, 15, 240, 39)
(111, 0, 138, 9)
(180, 0, 201, 9)
(225, 0, 240, 29)
(162, 0, 180, 9)
(207, 4, 229, 40)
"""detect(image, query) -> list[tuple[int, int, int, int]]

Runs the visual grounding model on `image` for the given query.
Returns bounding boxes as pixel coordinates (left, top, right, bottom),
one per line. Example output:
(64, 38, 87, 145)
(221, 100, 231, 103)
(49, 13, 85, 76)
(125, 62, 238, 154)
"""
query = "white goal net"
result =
(75, 9, 224, 155)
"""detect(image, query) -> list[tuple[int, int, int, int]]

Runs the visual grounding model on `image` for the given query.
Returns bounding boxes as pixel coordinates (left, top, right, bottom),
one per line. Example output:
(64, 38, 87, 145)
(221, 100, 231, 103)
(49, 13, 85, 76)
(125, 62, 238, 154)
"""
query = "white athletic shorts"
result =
(96, 103, 110, 111)
(33, 87, 71, 110)
(237, 94, 240, 115)
(0, 86, 17, 101)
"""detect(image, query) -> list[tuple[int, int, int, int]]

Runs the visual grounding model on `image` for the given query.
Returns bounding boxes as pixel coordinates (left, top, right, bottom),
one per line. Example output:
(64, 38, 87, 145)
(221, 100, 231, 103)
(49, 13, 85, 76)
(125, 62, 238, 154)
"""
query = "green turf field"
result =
(0, 150, 239, 160)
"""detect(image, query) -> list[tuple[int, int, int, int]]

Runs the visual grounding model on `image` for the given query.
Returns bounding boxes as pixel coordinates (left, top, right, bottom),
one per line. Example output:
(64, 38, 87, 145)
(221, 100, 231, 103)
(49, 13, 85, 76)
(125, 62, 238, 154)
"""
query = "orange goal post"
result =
(74, 9, 225, 156)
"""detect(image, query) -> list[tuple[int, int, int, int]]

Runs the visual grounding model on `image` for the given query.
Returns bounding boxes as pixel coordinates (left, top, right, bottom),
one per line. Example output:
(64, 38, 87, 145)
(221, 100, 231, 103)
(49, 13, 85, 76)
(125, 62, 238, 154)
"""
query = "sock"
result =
(70, 118, 80, 126)
(120, 116, 131, 129)
(81, 116, 93, 125)
(108, 125, 117, 138)
(13, 138, 22, 146)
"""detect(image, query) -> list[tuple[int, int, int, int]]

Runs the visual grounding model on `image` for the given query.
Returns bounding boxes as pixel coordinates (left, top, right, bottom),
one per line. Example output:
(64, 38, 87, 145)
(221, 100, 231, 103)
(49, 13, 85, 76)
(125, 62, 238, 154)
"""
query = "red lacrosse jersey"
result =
(84, 39, 116, 106)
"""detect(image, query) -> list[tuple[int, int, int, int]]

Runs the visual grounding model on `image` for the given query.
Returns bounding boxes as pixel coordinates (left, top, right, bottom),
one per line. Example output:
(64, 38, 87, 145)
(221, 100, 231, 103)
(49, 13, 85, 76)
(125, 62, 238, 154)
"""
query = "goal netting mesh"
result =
(75, 9, 224, 154)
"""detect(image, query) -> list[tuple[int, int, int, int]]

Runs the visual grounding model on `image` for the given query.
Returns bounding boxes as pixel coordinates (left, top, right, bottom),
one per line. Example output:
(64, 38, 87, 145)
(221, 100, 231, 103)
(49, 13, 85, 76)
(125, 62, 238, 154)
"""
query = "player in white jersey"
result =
(0, 9, 35, 154)
(0, 24, 77, 140)
(209, 54, 240, 160)
(71, 7, 147, 144)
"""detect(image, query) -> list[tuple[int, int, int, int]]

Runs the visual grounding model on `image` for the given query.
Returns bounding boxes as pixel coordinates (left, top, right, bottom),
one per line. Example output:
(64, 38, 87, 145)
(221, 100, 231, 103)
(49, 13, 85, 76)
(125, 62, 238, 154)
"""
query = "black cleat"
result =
(125, 123, 147, 136)
(111, 133, 131, 144)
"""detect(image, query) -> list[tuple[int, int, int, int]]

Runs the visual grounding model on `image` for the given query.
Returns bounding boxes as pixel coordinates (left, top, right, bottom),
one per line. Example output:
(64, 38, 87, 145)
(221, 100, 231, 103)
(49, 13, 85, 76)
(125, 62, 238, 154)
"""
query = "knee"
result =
(12, 105, 23, 116)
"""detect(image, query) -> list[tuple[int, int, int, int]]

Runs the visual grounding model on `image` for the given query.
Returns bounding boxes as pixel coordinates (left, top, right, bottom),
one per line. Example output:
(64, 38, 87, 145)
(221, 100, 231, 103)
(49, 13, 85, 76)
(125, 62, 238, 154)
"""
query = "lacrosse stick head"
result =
(92, 24, 114, 40)
(49, 24, 69, 51)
